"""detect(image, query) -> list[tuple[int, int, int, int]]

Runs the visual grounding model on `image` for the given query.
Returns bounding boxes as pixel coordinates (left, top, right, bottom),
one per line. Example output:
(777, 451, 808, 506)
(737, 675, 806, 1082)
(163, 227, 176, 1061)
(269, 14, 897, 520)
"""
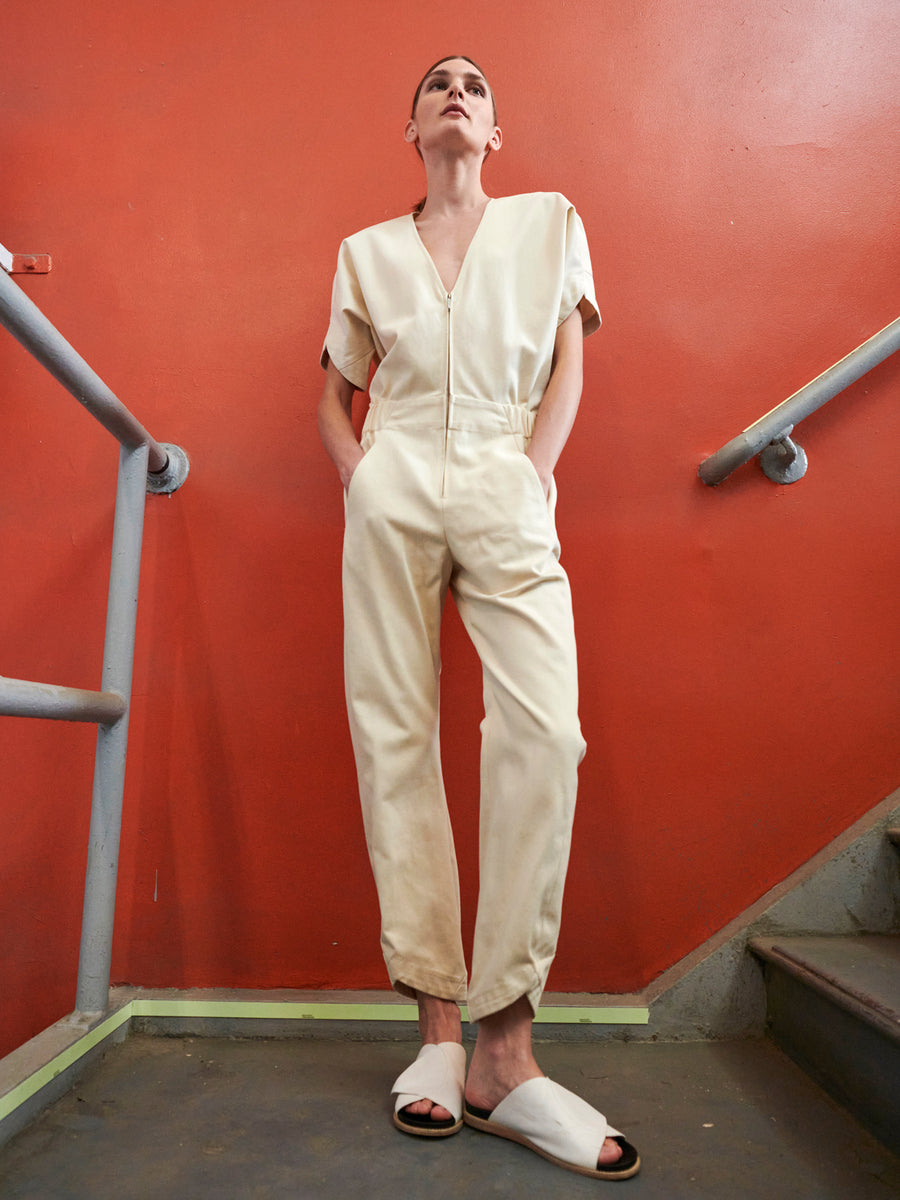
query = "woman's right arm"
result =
(317, 359, 365, 489)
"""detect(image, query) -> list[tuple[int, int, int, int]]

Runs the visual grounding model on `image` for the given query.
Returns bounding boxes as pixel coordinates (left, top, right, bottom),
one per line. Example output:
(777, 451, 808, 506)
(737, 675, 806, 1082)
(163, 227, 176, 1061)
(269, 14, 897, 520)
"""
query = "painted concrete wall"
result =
(2, 0, 899, 1058)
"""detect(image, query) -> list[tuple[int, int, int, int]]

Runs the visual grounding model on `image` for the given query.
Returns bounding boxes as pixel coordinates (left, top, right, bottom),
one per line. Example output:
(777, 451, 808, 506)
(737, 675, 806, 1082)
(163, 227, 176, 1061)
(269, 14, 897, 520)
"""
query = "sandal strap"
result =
(391, 1042, 466, 1120)
(490, 1077, 618, 1171)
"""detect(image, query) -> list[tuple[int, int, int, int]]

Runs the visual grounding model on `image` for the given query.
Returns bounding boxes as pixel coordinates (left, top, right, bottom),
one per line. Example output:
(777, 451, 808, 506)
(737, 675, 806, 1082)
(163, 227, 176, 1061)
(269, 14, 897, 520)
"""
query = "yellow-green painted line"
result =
(131, 999, 424, 1021)
(0, 998, 649, 1125)
(0, 1007, 132, 1123)
(535, 1007, 648, 1024)
(131, 1000, 648, 1025)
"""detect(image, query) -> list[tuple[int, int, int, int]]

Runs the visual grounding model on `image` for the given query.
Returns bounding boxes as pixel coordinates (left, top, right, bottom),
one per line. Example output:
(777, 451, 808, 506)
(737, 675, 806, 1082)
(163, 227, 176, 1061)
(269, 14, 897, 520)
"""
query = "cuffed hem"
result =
(388, 957, 468, 1006)
(466, 968, 544, 1024)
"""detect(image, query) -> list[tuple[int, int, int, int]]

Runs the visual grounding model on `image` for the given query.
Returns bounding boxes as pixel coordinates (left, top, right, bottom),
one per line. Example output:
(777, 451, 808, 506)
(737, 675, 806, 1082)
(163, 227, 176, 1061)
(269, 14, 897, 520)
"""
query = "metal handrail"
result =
(0, 264, 169, 473)
(0, 262, 188, 1018)
(699, 316, 900, 486)
(0, 676, 126, 724)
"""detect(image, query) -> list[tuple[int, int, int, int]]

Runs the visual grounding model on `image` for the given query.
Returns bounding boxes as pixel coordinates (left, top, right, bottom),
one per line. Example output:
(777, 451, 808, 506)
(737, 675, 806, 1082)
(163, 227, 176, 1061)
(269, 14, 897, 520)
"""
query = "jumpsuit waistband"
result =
(361, 395, 537, 439)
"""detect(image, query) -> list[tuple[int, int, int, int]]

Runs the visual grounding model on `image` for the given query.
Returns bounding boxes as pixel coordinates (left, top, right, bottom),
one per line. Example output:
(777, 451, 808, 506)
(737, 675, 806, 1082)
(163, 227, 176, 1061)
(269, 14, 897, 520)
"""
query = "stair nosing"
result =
(749, 935, 900, 1045)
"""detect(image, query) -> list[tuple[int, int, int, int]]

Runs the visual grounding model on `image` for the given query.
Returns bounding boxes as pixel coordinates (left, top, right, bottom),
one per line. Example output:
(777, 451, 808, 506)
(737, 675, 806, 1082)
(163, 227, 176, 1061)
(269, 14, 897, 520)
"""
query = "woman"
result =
(317, 55, 639, 1182)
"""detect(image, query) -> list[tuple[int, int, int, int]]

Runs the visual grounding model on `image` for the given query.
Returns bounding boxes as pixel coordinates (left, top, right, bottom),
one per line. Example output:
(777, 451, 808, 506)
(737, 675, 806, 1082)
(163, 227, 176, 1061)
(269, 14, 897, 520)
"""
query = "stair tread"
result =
(750, 934, 900, 1028)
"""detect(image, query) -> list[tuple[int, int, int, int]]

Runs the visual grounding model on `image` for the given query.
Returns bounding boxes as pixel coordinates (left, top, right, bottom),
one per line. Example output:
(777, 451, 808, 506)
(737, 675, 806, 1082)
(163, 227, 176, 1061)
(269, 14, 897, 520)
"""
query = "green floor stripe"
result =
(535, 1007, 648, 1025)
(131, 999, 424, 1022)
(0, 1007, 132, 1122)
(131, 1000, 648, 1025)
(1, 997, 649, 1125)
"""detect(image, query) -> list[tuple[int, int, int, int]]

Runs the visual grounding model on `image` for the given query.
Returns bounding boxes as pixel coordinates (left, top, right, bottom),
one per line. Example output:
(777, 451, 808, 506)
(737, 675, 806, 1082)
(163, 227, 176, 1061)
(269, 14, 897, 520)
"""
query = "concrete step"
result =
(749, 934, 900, 1156)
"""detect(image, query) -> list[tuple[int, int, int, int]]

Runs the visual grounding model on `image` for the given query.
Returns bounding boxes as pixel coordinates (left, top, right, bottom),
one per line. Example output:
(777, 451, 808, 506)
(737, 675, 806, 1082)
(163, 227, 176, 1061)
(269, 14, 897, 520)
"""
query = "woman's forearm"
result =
(526, 307, 584, 494)
(317, 360, 365, 489)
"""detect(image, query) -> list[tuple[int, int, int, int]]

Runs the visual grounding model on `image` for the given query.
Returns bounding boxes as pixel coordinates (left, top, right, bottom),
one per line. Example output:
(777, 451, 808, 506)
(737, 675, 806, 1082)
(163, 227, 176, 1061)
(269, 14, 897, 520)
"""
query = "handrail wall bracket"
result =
(0, 239, 51, 274)
(699, 315, 900, 486)
(759, 424, 808, 485)
(147, 442, 190, 494)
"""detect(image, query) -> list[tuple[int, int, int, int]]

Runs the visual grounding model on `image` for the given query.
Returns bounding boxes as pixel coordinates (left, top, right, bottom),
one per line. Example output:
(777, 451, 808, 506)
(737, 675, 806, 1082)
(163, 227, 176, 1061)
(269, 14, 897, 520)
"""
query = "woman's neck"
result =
(418, 150, 489, 219)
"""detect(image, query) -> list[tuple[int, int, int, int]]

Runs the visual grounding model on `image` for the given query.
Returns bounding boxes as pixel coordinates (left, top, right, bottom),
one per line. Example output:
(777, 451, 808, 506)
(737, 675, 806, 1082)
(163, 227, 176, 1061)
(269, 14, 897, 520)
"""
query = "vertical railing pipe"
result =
(1, 261, 187, 1020)
(75, 442, 149, 1014)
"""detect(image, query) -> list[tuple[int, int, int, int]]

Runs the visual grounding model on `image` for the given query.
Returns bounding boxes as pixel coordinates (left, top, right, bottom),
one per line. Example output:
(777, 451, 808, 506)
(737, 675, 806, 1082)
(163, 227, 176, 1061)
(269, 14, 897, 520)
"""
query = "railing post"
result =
(75, 442, 149, 1015)
(0, 263, 187, 1019)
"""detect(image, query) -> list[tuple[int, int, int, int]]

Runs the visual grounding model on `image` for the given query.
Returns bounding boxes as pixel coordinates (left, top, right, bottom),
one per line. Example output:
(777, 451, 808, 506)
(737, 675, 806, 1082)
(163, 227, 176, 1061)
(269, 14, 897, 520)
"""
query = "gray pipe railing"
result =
(699, 315, 900, 486)
(0, 677, 126, 724)
(0, 263, 188, 1018)
(75, 441, 150, 1014)
(0, 265, 169, 474)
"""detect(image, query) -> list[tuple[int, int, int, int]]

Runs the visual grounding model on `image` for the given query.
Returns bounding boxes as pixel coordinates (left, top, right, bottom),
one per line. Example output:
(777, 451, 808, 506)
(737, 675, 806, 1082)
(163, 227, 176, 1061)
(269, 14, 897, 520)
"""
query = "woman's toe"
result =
(403, 1098, 432, 1117)
(598, 1136, 623, 1166)
(402, 1098, 453, 1122)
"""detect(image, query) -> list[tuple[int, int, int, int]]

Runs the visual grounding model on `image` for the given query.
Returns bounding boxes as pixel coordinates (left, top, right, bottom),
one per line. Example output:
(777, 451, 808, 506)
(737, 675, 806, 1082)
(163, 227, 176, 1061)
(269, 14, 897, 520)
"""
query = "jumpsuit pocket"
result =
(511, 435, 554, 507)
(519, 448, 551, 502)
(344, 431, 378, 503)
(509, 437, 559, 532)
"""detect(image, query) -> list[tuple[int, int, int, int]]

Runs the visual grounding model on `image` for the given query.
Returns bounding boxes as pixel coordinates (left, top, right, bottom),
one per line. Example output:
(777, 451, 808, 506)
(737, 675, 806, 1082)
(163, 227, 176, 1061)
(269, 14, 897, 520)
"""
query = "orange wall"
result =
(2, 0, 899, 1058)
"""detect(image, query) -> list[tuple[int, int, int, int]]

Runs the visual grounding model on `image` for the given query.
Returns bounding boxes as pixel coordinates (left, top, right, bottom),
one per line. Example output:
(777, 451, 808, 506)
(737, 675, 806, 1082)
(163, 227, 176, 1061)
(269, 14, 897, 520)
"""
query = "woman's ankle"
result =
(416, 991, 462, 1044)
(473, 995, 534, 1053)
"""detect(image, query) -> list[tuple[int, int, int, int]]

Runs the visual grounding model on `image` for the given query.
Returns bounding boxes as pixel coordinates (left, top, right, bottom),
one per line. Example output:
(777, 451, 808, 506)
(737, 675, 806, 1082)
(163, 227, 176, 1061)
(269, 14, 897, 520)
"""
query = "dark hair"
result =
(410, 55, 498, 216)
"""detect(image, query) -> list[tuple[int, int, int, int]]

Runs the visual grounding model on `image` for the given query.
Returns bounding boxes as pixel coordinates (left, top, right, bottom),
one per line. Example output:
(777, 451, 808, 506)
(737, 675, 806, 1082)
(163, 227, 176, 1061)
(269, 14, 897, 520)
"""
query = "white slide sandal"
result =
(391, 1042, 467, 1137)
(464, 1076, 641, 1180)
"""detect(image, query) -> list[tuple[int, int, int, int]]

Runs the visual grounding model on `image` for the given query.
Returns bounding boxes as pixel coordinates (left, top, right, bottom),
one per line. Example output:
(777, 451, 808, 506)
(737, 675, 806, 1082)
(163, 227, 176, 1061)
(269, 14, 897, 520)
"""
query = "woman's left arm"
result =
(526, 307, 584, 496)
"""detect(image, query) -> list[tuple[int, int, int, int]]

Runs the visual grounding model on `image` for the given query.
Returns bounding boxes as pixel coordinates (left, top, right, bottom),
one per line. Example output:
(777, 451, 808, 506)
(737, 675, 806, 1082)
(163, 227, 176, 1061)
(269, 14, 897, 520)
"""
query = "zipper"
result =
(441, 290, 452, 497)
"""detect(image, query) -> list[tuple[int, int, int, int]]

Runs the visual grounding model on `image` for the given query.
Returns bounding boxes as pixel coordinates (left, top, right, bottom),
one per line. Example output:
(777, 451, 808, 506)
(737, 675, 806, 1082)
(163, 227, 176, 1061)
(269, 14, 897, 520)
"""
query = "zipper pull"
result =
(447, 292, 452, 311)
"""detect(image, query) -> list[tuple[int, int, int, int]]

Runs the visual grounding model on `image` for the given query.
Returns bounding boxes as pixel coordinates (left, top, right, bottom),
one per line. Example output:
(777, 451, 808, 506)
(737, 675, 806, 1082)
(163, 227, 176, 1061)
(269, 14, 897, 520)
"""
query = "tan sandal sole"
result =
(393, 1111, 464, 1138)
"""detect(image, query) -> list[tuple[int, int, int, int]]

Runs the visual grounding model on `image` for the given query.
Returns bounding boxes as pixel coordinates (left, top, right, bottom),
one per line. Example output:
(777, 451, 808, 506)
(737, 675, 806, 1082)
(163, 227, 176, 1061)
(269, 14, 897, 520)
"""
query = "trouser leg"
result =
(342, 423, 467, 1003)
(446, 426, 586, 1023)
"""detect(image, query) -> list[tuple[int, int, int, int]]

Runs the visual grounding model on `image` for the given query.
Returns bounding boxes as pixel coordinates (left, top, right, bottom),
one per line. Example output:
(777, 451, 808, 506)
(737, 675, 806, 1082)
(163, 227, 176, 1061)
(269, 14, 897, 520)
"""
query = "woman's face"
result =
(406, 58, 501, 158)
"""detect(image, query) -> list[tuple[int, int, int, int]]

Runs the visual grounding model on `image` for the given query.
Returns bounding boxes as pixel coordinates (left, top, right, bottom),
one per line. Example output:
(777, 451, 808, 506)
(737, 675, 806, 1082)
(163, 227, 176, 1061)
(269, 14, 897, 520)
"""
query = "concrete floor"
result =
(1, 1035, 899, 1199)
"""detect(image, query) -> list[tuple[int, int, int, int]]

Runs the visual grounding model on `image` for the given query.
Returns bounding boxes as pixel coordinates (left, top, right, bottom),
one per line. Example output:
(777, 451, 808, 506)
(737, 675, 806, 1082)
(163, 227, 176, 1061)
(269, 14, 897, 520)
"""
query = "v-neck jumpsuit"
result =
(322, 192, 600, 1022)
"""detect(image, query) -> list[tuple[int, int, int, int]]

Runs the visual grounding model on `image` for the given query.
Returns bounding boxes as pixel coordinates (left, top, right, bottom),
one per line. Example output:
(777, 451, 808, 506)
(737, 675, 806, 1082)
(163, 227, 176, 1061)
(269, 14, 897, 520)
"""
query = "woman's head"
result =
(406, 56, 501, 215)
(410, 55, 497, 125)
(406, 56, 500, 165)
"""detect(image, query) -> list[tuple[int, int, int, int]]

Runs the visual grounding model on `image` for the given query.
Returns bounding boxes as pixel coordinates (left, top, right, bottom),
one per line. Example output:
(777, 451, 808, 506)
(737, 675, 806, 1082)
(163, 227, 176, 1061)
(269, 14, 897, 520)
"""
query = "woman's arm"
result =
(317, 359, 365, 489)
(526, 306, 584, 496)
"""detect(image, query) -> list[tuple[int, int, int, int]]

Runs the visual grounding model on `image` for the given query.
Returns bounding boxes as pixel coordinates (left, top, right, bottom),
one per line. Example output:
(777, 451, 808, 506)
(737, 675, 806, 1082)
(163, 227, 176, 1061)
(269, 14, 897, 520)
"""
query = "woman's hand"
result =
(318, 359, 365, 488)
(339, 444, 366, 491)
(527, 459, 553, 499)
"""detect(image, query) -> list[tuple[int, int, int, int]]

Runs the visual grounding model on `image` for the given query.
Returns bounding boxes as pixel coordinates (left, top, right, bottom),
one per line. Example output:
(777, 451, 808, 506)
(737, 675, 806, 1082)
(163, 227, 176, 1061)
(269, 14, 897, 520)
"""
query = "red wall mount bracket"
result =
(10, 254, 52, 274)
(0, 242, 52, 274)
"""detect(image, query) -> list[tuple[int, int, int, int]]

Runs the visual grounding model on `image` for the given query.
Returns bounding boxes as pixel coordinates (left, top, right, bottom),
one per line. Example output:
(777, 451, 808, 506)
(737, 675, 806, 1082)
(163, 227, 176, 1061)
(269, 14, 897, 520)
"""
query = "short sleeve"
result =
(320, 240, 376, 390)
(559, 205, 600, 337)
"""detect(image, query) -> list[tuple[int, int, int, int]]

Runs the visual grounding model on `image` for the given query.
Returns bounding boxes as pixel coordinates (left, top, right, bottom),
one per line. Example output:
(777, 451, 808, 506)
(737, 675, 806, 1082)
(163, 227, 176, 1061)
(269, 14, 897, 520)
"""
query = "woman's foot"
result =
(399, 992, 463, 1124)
(463, 997, 623, 1169)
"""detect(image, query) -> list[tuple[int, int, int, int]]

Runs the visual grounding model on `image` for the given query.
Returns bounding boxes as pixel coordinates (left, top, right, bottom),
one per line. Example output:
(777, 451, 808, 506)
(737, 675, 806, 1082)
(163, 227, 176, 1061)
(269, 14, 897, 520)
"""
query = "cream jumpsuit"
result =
(322, 192, 600, 1022)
